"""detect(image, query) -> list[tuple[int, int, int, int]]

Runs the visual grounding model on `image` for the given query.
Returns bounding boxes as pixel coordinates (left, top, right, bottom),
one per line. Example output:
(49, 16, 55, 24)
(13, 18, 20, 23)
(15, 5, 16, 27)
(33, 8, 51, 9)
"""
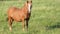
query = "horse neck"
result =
(23, 3, 28, 10)
(21, 3, 28, 13)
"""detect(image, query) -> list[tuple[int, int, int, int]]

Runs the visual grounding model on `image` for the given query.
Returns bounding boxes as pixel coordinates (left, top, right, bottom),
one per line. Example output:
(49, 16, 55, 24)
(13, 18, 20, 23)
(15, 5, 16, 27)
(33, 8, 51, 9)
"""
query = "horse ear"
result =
(27, 1, 28, 3)
(31, 1, 32, 3)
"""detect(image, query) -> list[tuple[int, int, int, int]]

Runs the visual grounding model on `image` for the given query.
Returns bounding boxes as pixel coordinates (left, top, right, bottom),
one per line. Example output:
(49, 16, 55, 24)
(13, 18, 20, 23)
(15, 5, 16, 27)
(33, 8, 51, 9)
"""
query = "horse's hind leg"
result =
(8, 17, 13, 31)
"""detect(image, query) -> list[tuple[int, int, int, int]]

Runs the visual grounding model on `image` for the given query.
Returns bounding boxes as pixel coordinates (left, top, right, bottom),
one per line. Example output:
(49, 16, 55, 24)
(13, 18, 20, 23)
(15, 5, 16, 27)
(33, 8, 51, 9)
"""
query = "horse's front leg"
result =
(8, 17, 13, 32)
(26, 18, 29, 31)
(22, 19, 25, 31)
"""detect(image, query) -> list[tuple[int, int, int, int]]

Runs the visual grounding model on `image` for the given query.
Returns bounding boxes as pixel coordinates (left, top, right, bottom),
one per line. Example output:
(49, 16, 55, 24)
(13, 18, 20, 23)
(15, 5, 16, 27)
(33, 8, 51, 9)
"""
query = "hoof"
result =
(9, 27, 12, 32)
(23, 28, 24, 31)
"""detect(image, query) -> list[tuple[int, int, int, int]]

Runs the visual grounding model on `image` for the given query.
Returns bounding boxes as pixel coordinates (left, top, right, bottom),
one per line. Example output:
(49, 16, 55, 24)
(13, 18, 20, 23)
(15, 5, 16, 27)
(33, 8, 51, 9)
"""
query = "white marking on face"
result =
(28, 4, 31, 13)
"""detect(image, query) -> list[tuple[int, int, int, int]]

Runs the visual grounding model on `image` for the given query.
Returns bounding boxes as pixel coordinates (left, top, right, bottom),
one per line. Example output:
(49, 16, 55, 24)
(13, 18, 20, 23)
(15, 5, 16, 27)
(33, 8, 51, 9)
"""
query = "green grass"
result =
(0, 0, 60, 34)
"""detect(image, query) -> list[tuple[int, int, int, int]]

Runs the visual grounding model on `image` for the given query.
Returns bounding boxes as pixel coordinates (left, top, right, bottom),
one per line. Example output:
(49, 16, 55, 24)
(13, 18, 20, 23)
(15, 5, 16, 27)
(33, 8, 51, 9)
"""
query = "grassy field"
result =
(0, 0, 60, 34)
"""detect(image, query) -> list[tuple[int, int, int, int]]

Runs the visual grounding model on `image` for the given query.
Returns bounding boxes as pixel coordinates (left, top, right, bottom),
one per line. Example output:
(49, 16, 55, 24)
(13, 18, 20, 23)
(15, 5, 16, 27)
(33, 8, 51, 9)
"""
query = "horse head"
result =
(26, 0, 32, 13)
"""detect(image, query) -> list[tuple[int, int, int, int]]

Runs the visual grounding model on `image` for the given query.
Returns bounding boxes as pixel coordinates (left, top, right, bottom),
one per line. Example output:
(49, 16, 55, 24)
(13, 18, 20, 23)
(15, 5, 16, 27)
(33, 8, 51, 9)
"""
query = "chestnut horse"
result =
(7, 0, 32, 31)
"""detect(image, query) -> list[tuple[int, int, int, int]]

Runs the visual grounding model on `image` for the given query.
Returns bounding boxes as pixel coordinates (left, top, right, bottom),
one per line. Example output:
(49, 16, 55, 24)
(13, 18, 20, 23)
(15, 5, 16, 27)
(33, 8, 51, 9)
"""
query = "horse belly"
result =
(11, 13, 21, 21)
(13, 17, 21, 22)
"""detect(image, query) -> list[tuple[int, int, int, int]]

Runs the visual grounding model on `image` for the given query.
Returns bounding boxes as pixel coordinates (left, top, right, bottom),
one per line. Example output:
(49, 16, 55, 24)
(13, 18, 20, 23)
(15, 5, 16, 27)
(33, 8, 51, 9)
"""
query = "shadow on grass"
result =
(46, 22, 60, 30)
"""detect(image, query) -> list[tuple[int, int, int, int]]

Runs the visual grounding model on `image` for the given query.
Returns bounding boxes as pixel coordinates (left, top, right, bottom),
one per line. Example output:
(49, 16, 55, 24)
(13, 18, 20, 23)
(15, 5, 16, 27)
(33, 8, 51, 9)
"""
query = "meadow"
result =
(0, 0, 60, 34)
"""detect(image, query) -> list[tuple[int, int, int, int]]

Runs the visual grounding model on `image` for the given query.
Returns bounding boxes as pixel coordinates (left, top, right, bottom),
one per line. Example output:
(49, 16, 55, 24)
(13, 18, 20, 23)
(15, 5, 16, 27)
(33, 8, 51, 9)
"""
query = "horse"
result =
(7, 0, 32, 31)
